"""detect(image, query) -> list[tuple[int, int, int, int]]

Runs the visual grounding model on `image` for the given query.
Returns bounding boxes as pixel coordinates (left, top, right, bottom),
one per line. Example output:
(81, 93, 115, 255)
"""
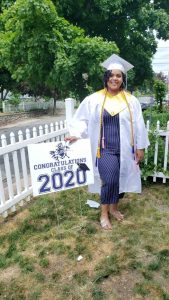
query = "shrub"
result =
(8, 93, 21, 107)
(154, 80, 167, 112)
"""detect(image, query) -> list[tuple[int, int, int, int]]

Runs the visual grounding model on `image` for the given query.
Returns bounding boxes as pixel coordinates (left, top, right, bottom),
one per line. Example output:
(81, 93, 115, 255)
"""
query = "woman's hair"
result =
(103, 70, 126, 90)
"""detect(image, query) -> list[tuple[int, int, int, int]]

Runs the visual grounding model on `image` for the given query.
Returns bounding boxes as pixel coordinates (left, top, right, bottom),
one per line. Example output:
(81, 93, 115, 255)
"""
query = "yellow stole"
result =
(96, 89, 134, 159)
(97, 89, 128, 116)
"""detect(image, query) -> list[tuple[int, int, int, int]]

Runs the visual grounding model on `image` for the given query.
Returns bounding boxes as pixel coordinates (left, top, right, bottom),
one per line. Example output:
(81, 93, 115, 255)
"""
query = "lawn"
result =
(0, 181, 169, 300)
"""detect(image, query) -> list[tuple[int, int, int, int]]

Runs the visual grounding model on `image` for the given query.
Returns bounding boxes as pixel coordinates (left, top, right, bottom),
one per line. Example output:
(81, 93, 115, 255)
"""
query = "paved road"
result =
(0, 112, 66, 181)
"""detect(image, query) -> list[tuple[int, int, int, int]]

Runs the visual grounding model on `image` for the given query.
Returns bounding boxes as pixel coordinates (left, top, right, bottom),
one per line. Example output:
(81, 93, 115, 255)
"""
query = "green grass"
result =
(94, 255, 120, 283)
(0, 182, 169, 299)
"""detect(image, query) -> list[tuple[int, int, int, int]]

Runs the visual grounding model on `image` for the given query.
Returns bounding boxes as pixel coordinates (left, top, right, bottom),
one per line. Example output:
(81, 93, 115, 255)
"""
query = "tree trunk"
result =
(0, 89, 3, 101)
(52, 90, 58, 115)
(0, 88, 9, 101)
(3, 89, 8, 100)
(53, 97, 57, 115)
(159, 98, 163, 112)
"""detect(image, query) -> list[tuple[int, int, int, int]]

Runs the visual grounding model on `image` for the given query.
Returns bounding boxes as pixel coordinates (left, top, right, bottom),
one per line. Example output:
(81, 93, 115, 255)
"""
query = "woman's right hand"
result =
(64, 136, 79, 143)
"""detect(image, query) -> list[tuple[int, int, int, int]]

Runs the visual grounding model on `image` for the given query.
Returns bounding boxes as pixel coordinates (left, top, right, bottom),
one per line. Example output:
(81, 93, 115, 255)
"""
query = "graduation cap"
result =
(101, 54, 134, 74)
(77, 163, 90, 171)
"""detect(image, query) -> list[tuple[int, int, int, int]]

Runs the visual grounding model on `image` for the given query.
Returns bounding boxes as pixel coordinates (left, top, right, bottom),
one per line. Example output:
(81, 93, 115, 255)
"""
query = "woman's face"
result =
(107, 69, 123, 94)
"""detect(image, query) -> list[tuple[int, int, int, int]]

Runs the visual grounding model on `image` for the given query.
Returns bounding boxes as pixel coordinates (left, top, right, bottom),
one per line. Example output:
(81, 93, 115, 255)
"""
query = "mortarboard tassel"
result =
(97, 146, 101, 158)
(102, 137, 105, 149)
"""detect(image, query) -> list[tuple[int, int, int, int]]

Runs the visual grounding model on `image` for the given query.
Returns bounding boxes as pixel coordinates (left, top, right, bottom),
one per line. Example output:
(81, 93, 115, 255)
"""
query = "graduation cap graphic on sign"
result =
(77, 163, 90, 171)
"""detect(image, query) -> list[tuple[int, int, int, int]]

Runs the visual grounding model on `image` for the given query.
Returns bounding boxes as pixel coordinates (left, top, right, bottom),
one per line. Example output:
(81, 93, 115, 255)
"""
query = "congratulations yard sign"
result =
(28, 139, 94, 196)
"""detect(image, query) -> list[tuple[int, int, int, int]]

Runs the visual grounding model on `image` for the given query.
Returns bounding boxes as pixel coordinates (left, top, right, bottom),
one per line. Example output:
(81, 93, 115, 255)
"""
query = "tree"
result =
(53, 0, 169, 88)
(0, 0, 118, 112)
(0, 0, 15, 13)
(49, 35, 118, 100)
(155, 72, 168, 84)
(0, 68, 17, 100)
(154, 0, 169, 13)
(154, 79, 167, 112)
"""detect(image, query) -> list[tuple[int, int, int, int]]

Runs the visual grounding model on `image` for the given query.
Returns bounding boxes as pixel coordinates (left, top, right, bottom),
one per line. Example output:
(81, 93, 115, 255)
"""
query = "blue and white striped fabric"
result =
(98, 110, 123, 204)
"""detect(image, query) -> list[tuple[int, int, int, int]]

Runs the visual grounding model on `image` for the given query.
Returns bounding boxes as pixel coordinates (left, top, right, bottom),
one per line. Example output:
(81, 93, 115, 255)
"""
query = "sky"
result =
(152, 40, 169, 76)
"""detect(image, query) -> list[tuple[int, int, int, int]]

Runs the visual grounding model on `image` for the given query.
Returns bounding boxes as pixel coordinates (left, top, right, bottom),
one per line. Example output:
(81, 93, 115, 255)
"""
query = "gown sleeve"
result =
(68, 96, 90, 138)
(133, 97, 150, 149)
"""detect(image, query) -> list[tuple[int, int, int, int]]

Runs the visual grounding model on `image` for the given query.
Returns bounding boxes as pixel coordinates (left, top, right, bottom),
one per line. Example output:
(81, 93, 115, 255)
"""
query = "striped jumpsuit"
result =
(98, 109, 124, 204)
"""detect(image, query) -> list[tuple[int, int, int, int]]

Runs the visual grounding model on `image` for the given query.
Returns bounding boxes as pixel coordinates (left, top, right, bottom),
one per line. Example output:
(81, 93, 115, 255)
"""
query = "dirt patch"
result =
(0, 206, 31, 232)
(154, 205, 169, 213)
(0, 265, 21, 282)
(154, 272, 169, 294)
(39, 289, 60, 300)
(101, 270, 143, 300)
(37, 254, 75, 278)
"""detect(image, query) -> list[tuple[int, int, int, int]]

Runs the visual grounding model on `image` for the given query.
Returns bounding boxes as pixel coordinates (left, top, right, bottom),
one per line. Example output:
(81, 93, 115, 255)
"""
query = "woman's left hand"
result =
(136, 149, 144, 164)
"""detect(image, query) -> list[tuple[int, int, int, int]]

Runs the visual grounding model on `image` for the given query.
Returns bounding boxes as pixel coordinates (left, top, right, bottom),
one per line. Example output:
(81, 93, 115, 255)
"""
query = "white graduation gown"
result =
(68, 90, 150, 194)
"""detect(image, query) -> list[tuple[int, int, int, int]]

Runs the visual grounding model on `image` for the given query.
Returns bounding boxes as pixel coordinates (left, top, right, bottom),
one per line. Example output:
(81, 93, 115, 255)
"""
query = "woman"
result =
(66, 54, 149, 230)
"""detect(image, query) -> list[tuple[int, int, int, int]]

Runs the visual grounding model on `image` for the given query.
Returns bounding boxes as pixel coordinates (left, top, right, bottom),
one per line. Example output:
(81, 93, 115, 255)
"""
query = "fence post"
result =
(10, 131, 21, 211)
(163, 121, 169, 183)
(0, 167, 7, 217)
(65, 98, 75, 125)
(1, 134, 14, 201)
(153, 120, 160, 182)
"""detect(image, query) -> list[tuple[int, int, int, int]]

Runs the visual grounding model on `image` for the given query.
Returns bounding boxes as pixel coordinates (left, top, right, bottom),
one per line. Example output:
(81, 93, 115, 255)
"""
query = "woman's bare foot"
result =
(100, 204, 112, 230)
(100, 217, 112, 230)
(109, 210, 124, 221)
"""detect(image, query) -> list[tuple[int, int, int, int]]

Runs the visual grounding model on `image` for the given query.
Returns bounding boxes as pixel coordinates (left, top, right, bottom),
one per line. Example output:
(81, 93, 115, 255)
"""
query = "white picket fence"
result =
(2, 99, 65, 113)
(145, 120, 169, 183)
(0, 117, 169, 217)
(2, 99, 53, 113)
(0, 121, 68, 217)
